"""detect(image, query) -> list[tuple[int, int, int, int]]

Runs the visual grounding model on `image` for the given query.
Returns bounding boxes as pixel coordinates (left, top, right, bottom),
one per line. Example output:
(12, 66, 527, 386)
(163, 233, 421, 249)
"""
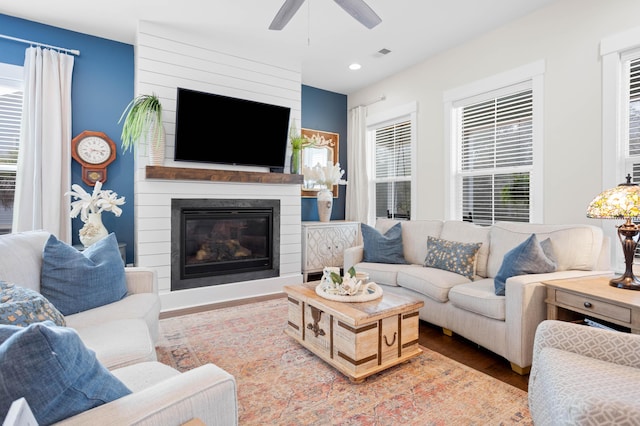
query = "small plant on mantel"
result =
(289, 118, 308, 175)
(118, 93, 163, 154)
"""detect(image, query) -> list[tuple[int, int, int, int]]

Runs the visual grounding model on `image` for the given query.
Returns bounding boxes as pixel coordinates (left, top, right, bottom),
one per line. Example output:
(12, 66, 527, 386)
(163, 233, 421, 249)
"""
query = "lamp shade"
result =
(586, 175, 640, 219)
(587, 174, 640, 290)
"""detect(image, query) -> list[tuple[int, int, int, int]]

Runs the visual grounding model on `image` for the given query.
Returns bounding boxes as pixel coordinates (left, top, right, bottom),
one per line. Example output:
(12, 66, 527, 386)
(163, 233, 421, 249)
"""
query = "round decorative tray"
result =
(315, 282, 383, 302)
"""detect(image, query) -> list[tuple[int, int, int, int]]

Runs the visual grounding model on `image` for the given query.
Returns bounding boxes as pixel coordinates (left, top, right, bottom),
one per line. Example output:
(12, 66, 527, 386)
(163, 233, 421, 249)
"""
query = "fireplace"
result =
(171, 198, 280, 291)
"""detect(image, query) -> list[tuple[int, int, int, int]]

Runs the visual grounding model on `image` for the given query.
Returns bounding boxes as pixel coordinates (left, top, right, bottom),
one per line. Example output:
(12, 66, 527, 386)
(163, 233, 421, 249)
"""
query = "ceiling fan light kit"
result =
(269, 0, 381, 30)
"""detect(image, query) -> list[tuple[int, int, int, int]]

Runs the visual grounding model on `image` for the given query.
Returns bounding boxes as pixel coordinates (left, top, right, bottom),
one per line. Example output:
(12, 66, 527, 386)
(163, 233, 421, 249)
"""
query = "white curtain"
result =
(345, 105, 370, 224)
(12, 47, 74, 242)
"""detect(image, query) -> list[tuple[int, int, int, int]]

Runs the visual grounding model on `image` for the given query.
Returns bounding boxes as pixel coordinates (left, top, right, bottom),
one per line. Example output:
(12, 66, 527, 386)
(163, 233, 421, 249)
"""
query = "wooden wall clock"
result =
(71, 130, 117, 186)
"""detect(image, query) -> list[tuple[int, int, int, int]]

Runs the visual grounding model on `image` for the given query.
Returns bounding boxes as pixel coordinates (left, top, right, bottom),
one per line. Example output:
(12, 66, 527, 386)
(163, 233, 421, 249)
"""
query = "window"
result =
(625, 53, 640, 182)
(367, 102, 416, 222)
(456, 86, 533, 225)
(601, 26, 640, 268)
(374, 120, 411, 219)
(0, 63, 23, 234)
(617, 50, 640, 258)
(444, 61, 544, 225)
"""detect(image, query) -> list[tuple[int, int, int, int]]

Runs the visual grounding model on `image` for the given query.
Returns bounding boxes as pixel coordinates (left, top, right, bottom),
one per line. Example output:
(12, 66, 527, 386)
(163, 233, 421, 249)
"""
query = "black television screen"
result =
(174, 88, 291, 170)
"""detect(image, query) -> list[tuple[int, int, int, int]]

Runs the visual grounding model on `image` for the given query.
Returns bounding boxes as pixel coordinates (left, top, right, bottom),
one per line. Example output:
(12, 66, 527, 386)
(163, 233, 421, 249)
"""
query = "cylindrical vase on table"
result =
(147, 122, 166, 166)
(79, 212, 108, 247)
(317, 188, 333, 222)
(290, 147, 301, 174)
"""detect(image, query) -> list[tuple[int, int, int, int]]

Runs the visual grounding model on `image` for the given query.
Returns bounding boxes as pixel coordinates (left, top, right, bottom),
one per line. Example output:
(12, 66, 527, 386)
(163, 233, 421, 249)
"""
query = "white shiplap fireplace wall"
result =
(133, 21, 303, 313)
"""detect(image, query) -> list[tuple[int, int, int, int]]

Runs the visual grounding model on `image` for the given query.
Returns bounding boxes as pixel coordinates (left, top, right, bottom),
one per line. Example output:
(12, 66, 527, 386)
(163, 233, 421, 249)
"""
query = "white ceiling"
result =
(0, 0, 560, 94)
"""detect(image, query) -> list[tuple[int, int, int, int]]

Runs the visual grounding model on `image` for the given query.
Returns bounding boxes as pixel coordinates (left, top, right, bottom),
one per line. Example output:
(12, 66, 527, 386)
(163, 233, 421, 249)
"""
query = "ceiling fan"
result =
(269, 0, 382, 30)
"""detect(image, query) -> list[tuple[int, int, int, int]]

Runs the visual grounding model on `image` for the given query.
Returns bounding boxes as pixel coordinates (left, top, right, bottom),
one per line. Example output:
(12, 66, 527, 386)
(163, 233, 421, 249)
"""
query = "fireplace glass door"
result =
(171, 199, 280, 291)
(182, 209, 272, 278)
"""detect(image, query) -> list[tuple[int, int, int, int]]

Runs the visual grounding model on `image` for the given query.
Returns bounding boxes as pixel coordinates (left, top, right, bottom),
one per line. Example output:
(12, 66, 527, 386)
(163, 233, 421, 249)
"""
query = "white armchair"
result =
(0, 230, 238, 425)
(0, 230, 162, 369)
(528, 320, 640, 425)
(56, 362, 238, 426)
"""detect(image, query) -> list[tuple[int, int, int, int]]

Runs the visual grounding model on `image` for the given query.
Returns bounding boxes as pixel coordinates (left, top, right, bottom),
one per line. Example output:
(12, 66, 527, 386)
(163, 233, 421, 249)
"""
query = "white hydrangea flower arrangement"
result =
(66, 181, 126, 222)
(303, 161, 347, 190)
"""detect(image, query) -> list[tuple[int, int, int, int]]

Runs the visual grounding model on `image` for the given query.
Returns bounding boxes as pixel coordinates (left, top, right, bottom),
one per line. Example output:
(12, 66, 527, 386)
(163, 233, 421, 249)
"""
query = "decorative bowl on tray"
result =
(316, 266, 382, 302)
(315, 279, 383, 302)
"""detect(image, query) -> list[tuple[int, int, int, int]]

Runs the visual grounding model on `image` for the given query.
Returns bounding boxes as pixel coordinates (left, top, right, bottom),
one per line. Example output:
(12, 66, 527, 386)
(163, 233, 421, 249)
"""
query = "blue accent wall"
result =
(0, 14, 349, 261)
(0, 14, 135, 263)
(301, 85, 348, 221)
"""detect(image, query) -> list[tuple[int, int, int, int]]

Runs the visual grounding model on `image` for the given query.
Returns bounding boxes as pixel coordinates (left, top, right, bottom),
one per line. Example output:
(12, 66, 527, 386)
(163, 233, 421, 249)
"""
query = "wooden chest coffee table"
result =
(284, 282, 424, 383)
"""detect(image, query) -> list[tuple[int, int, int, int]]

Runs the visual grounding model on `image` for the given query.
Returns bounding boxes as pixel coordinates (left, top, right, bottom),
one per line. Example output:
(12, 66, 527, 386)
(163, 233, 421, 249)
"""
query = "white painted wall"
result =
(349, 0, 640, 228)
(132, 21, 303, 312)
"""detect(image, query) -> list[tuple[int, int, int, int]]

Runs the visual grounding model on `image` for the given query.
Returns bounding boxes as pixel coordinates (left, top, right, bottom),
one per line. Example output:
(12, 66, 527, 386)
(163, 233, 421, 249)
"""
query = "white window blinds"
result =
(374, 120, 411, 219)
(0, 76, 23, 233)
(457, 87, 533, 225)
(628, 56, 640, 180)
(622, 55, 640, 260)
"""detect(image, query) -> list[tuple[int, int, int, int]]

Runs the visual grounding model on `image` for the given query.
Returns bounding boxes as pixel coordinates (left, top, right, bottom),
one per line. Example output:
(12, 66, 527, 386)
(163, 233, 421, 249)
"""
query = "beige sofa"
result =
(344, 219, 612, 374)
(0, 230, 238, 425)
(528, 320, 640, 425)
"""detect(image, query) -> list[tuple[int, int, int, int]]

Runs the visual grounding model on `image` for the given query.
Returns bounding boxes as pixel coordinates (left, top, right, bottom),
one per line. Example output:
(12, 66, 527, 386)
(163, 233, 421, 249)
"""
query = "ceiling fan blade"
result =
(269, 0, 306, 30)
(333, 0, 382, 29)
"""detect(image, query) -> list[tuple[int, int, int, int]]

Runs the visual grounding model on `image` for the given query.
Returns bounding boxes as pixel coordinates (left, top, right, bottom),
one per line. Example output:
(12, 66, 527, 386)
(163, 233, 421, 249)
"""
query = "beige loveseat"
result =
(0, 230, 238, 425)
(344, 219, 612, 374)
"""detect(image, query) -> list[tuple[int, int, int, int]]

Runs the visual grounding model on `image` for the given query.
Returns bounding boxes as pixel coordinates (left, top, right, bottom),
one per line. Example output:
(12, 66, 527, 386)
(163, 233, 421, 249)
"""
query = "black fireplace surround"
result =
(171, 198, 280, 291)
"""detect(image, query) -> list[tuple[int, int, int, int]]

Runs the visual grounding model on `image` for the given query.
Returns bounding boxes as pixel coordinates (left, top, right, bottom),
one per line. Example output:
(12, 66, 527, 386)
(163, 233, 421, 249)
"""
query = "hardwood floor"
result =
(419, 320, 529, 392)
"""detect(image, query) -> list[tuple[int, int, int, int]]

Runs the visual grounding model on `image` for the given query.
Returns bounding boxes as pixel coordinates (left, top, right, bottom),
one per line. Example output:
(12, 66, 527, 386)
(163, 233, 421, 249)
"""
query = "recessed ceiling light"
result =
(349, 63, 362, 70)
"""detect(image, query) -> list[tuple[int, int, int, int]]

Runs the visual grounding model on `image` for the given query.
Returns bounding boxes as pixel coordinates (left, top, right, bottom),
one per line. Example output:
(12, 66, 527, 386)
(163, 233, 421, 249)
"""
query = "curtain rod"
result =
(349, 95, 385, 111)
(0, 34, 80, 56)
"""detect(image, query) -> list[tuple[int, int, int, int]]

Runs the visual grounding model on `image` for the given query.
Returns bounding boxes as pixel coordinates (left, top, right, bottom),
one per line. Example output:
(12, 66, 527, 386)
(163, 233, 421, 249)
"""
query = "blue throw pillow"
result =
(41, 233, 127, 316)
(494, 233, 557, 296)
(0, 321, 131, 424)
(361, 222, 407, 264)
(0, 281, 66, 327)
(540, 237, 557, 269)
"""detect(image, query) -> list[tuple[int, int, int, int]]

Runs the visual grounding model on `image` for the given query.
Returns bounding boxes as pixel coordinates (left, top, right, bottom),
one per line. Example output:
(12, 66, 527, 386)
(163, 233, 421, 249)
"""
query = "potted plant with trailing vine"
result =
(118, 93, 165, 165)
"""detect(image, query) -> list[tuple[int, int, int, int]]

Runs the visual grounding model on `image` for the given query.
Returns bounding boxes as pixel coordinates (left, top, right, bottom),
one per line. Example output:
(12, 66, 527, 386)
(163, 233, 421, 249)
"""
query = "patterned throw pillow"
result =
(0, 281, 66, 327)
(361, 222, 407, 264)
(494, 233, 557, 296)
(40, 233, 127, 316)
(423, 236, 482, 280)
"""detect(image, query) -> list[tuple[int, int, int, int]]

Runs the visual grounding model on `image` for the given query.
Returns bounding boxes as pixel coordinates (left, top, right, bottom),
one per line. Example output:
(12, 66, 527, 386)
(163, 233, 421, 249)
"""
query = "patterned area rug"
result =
(156, 297, 532, 425)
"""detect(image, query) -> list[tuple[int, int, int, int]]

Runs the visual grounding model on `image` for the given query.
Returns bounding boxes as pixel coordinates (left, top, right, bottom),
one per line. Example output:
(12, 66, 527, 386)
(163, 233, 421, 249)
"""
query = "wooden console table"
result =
(544, 275, 640, 333)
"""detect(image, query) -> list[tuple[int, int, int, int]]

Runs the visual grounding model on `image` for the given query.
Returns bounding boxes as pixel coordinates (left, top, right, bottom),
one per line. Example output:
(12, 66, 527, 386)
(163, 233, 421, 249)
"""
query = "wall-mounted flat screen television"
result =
(174, 87, 291, 170)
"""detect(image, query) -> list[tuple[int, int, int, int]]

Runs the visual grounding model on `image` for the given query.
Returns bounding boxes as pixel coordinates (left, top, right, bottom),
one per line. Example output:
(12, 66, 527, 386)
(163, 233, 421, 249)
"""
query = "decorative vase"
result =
(79, 212, 108, 247)
(147, 122, 166, 166)
(317, 188, 333, 222)
(290, 147, 301, 174)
